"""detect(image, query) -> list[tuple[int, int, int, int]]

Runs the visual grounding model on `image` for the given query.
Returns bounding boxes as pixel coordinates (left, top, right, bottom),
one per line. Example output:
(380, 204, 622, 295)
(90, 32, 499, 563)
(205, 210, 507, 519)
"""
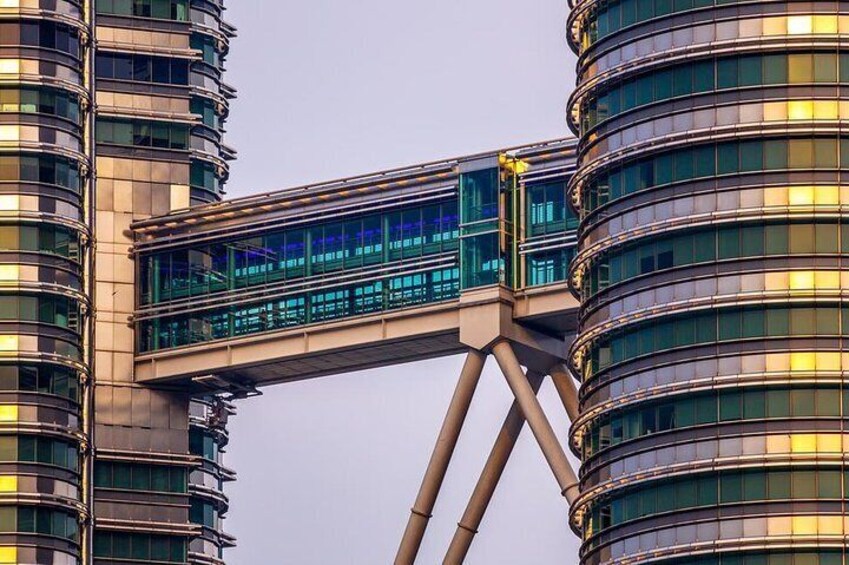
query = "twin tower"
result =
(568, 1, 849, 564)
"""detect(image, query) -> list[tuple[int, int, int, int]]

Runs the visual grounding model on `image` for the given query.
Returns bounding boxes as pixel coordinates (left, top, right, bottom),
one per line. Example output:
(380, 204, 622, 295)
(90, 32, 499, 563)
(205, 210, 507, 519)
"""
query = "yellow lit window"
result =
(766, 434, 791, 453)
(789, 271, 815, 290)
(786, 184, 842, 206)
(788, 186, 815, 205)
(790, 434, 817, 453)
(813, 15, 839, 33)
(787, 15, 813, 34)
(788, 101, 813, 120)
(0, 125, 19, 142)
(768, 515, 792, 535)
(816, 352, 841, 371)
(792, 516, 818, 535)
(818, 434, 842, 453)
(0, 406, 17, 422)
(818, 516, 843, 535)
(815, 186, 839, 205)
(814, 100, 839, 119)
(764, 102, 787, 121)
(0, 547, 15, 564)
(0, 266, 17, 281)
(0, 336, 17, 352)
(815, 271, 840, 289)
(763, 17, 787, 35)
(0, 196, 17, 211)
(0, 60, 19, 75)
(0, 477, 17, 493)
(789, 352, 816, 371)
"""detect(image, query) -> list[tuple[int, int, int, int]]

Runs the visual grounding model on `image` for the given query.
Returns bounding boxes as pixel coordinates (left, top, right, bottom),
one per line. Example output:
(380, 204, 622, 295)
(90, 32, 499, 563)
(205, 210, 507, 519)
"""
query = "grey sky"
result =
(221, 1, 582, 563)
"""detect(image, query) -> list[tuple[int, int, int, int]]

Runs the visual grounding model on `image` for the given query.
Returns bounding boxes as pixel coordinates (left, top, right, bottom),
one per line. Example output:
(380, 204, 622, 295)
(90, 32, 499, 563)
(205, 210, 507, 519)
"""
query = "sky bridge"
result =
(130, 138, 581, 392)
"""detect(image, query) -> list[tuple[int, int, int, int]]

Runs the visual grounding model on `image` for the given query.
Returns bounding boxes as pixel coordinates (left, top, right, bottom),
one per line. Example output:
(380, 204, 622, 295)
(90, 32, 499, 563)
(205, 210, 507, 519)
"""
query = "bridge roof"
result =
(131, 137, 577, 249)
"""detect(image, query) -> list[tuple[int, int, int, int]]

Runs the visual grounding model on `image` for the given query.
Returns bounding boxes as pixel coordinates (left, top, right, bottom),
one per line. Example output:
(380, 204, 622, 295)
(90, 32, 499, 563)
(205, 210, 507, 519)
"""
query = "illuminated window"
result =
(788, 15, 813, 34)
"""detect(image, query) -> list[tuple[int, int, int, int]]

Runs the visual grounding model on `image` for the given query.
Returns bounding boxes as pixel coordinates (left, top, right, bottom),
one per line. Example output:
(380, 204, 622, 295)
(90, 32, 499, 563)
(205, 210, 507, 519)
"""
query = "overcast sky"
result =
(220, 1, 582, 563)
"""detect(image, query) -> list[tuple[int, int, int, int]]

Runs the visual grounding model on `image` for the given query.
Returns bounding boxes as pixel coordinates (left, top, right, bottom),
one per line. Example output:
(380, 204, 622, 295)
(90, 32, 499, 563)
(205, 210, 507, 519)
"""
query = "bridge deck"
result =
(134, 284, 579, 390)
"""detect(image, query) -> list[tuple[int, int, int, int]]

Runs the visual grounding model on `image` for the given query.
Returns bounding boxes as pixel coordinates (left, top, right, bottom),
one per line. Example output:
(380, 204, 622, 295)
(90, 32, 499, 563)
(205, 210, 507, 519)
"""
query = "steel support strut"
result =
(548, 363, 580, 422)
(491, 341, 580, 503)
(395, 350, 487, 565)
(443, 372, 545, 564)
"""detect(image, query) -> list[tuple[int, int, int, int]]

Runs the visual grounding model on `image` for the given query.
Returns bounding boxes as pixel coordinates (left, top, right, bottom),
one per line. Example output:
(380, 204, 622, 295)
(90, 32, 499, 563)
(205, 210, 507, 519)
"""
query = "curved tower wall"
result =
(0, 1, 93, 563)
(568, 3, 849, 565)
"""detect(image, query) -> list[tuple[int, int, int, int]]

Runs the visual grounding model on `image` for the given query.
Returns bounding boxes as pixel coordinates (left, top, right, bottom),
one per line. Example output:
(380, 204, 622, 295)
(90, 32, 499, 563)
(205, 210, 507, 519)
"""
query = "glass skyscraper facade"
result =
(568, 2, 849, 565)
(2, 0, 234, 563)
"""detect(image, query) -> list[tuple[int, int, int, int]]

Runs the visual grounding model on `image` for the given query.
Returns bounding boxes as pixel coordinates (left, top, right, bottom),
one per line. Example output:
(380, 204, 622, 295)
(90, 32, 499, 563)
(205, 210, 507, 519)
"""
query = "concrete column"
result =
(548, 363, 580, 422)
(395, 349, 487, 565)
(443, 372, 544, 564)
(491, 341, 579, 503)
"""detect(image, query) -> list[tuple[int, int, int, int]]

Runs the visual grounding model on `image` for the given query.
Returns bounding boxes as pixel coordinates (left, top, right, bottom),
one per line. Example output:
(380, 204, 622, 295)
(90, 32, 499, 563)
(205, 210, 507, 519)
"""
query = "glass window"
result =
(717, 58, 738, 88)
(743, 473, 766, 500)
(738, 55, 762, 86)
(720, 474, 742, 502)
(762, 53, 788, 84)
(763, 139, 788, 169)
(739, 141, 763, 172)
(814, 138, 838, 167)
(767, 389, 790, 417)
(818, 471, 841, 498)
(768, 471, 791, 499)
(461, 168, 498, 223)
(716, 142, 738, 174)
(789, 139, 814, 168)
(814, 53, 838, 82)
(789, 224, 815, 253)
(792, 470, 817, 498)
(788, 53, 814, 82)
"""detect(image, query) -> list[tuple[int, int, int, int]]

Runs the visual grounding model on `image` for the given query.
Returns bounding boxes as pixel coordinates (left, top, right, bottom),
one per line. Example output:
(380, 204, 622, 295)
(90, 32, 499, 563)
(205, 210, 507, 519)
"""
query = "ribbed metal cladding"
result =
(0, 1, 92, 563)
(567, 2, 849, 565)
(187, 398, 235, 565)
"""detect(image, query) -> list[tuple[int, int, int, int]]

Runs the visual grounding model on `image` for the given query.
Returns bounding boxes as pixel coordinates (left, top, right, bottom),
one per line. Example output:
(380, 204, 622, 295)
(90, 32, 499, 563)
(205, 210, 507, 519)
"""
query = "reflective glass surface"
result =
(587, 305, 849, 377)
(581, 136, 849, 215)
(95, 0, 189, 20)
(581, 52, 849, 132)
(582, 221, 849, 299)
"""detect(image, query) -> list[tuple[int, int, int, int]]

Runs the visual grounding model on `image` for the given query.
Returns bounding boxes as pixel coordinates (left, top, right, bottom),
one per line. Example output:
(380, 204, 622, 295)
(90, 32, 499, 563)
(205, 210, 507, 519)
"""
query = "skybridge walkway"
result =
(130, 138, 580, 392)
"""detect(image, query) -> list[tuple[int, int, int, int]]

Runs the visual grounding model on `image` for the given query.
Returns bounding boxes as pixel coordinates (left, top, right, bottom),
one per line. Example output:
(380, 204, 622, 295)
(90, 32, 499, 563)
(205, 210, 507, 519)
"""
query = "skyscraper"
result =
(568, 3, 849, 564)
(2, 1, 233, 563)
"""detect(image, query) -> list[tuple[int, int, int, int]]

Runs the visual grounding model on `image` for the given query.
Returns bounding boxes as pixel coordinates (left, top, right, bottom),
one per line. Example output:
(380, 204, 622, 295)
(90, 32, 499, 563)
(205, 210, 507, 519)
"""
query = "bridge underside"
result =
(133, 285, 578, 393)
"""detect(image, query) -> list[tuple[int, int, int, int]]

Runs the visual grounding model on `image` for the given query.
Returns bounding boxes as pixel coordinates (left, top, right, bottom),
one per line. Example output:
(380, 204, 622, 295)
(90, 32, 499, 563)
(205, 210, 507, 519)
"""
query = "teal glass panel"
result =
(461, 232, 501, 288)
(527, 181, 576, 236)
(527, 247, 576, 286)
(460, 168, 499, 224)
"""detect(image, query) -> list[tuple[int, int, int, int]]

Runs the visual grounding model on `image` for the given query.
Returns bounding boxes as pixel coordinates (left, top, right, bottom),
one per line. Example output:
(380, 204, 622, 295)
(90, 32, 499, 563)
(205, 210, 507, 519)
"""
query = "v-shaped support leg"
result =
(443, 371, 544, 564)
(395, 350, 486, 565)
(491, 341, 579, 503)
